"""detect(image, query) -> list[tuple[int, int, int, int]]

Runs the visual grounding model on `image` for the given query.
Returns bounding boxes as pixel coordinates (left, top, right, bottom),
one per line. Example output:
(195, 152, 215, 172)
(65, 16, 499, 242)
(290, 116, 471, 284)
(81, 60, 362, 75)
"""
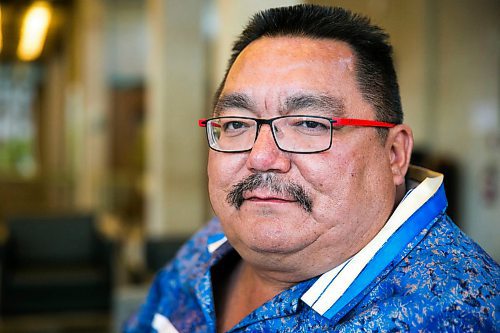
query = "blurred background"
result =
(0, 0, 498, 332)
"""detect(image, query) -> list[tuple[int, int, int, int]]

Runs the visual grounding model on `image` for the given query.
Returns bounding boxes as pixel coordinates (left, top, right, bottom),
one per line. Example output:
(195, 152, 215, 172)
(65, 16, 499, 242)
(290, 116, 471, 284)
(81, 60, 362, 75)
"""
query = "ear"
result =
(386, 124, 414, 186)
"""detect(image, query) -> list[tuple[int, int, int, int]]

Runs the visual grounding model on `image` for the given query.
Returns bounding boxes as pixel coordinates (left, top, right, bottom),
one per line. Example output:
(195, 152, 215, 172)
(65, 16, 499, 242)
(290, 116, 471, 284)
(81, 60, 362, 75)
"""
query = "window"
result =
(0, 64, 38, 178)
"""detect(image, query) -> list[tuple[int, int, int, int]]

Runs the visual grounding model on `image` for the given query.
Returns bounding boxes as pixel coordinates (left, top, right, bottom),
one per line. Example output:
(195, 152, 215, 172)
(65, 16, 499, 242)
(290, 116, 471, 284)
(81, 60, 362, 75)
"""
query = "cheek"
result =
(296, 150, 360, 193)
(295, 142, 387, 212)
(207, 152, 247, 204)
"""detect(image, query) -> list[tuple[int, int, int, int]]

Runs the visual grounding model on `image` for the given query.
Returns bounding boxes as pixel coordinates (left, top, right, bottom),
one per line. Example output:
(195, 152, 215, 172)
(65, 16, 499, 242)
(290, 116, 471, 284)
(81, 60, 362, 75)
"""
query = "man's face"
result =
(208, 37, 399, 276)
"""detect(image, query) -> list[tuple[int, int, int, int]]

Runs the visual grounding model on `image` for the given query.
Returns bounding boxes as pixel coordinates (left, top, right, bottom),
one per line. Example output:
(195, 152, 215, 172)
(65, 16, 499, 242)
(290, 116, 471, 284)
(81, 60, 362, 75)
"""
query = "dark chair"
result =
(0, 214, 114, 315)
(145, 236, 188, 273)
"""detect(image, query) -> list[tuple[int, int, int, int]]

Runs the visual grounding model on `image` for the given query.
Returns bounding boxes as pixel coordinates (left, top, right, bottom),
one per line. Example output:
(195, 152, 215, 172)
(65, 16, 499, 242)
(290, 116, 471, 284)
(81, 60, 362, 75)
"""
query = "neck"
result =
(213, 253, 296, 332)
(395, 182, 408, 208)
(239, 260, 297, 297)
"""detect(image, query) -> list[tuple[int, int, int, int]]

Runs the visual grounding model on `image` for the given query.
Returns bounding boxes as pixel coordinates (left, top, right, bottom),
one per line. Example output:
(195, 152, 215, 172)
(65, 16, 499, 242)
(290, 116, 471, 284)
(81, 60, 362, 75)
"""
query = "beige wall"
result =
(432, 0, 499, 259)
(144, 0, 208, 237)
(72, 0, 109, 211)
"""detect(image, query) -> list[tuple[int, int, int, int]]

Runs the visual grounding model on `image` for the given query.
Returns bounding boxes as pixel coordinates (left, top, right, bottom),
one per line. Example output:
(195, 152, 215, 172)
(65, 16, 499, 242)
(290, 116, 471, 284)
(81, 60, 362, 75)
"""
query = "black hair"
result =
(213, 4, 403, 126)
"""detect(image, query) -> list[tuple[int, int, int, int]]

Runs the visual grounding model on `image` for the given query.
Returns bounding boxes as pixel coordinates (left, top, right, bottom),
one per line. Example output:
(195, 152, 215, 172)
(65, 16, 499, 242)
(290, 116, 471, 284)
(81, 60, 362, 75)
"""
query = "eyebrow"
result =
(283, 94, 345, 117)
(214, 92, 345, 117)
(214, 93, 255, 116)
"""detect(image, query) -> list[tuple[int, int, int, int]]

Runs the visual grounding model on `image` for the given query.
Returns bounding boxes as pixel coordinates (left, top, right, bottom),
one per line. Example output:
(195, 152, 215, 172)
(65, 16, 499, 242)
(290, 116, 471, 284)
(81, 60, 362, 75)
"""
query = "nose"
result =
(245, 124, 291, 173)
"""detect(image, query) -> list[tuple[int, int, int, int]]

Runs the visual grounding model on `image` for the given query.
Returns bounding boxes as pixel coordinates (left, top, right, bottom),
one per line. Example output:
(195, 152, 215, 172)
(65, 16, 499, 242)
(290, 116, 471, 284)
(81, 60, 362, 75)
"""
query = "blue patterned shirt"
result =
(124, 167, 499, 332)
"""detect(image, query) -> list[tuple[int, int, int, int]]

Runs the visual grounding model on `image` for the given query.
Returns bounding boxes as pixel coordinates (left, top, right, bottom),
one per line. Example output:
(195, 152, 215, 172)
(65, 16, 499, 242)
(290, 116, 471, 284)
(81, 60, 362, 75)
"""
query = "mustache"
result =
(226, 173, 313, 213)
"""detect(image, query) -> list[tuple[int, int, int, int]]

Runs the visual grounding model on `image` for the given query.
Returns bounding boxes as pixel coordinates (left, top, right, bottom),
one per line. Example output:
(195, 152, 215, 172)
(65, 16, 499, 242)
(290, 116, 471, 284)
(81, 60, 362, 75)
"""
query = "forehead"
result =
(227, 36, 356, 83)
(236, 36, 356, 65)
(220, 37, 364, 116)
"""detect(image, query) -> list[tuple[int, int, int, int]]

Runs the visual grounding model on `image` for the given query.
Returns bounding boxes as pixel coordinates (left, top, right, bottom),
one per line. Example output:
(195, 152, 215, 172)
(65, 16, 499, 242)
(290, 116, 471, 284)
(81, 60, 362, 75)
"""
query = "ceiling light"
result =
(17, 1, 53, 61)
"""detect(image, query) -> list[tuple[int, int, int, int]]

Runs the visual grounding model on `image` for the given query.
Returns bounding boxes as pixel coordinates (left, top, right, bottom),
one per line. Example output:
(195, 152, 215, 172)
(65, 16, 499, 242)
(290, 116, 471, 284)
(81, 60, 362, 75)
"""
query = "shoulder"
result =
(122, 218, 224, 332)
(157, 217, 224, 282)
(360, 214, 499, 331)
(409, 214, 498, 284)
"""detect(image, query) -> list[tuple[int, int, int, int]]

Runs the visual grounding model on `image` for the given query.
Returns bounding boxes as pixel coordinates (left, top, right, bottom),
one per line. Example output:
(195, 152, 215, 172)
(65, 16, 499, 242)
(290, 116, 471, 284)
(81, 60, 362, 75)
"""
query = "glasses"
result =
(198, 115, 396, 154)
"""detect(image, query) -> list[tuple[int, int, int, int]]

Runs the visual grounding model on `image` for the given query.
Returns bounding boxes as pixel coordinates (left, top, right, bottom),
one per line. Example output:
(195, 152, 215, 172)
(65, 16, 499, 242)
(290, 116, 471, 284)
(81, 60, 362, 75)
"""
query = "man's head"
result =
(205, 5, 413, 281)
(214, 4, 403, 128)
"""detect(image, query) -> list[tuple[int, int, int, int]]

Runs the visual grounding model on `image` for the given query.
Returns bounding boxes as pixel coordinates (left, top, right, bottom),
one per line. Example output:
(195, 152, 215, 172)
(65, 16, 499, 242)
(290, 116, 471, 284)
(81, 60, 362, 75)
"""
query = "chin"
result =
(234, 222, 313, 256)
(219, 204, 316, 254)
(248, 234, 296, 252)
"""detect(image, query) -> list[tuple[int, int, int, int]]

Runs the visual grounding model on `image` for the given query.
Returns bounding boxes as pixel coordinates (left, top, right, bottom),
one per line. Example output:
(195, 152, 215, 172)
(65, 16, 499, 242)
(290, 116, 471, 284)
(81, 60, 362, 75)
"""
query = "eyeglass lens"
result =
(206, 116, 332, 153)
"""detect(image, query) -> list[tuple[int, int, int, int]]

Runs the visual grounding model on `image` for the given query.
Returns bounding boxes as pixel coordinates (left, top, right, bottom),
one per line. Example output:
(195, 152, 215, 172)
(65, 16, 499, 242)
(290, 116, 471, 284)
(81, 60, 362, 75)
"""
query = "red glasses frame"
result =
(198, 116, 397, 153)
(198, 117, 396, 128)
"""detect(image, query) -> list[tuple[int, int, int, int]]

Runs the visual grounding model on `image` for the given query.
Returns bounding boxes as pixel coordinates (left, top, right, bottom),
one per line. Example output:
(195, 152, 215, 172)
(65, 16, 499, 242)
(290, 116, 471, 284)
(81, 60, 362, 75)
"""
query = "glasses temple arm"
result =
(332, 118, 396, 128)
(199, 118, 223, 128)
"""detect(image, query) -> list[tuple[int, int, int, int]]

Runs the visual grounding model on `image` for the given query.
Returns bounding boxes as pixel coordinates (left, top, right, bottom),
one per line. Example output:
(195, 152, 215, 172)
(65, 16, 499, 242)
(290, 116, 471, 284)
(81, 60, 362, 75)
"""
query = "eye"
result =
(218, 118, 254, 137)
(298, 120, 326, 129)
(223, 121, 246, 131)
(291, 118, 330, 134)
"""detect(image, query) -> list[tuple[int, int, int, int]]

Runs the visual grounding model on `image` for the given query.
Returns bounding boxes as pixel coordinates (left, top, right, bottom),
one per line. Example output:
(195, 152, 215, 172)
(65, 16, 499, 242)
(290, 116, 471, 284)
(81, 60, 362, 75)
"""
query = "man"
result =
(125, 5, 499, 332)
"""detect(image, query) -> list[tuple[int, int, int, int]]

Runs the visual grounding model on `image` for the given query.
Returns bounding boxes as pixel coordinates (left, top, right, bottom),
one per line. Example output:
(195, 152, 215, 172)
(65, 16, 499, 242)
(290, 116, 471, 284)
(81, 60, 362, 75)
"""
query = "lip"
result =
(243, 191, 296, 203)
